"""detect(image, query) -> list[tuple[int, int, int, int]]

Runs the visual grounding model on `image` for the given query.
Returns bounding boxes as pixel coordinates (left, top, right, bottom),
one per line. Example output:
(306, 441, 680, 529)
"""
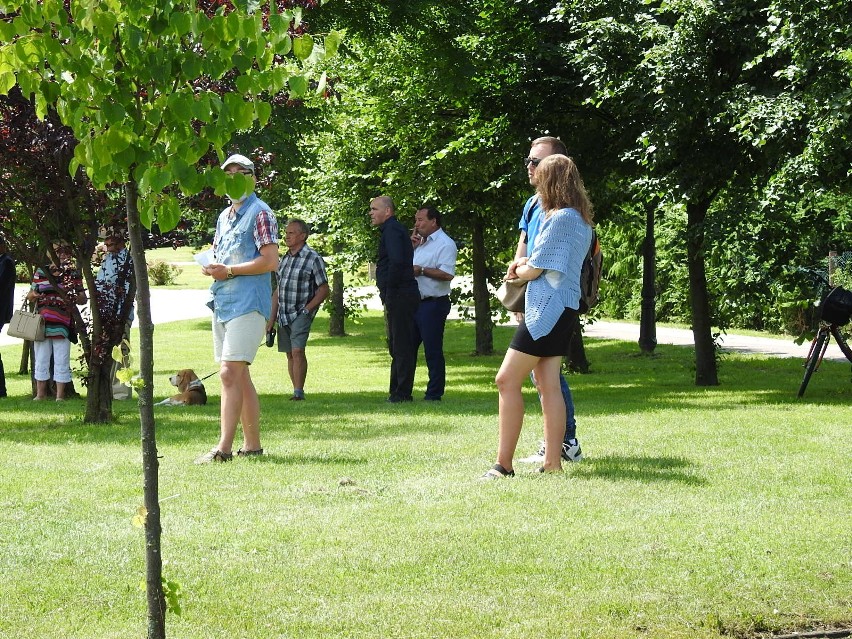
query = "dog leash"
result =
(199, 371, 218, 381)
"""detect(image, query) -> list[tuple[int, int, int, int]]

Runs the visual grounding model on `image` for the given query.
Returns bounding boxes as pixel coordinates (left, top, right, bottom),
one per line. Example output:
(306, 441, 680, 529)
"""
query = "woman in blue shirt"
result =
(482, 155, 594, 478)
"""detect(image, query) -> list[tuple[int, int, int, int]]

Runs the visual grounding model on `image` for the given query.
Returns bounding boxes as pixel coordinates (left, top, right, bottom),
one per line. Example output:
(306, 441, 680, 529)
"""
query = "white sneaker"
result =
(562, 438, 583, 462)
(519, 439, 582, 463)
(518, 441, 546, 464)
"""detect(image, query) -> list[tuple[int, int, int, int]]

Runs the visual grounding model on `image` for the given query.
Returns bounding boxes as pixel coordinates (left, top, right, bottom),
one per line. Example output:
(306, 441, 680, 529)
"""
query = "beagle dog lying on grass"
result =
(155, 369, 208, 406)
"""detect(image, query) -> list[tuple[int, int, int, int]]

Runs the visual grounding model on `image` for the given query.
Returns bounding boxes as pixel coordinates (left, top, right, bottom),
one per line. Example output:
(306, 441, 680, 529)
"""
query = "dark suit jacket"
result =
(0, 252, 15, 326)
(376, 216, 418, 298)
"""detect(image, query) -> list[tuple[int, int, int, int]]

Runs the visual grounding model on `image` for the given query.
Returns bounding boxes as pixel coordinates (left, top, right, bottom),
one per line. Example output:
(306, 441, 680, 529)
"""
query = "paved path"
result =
(2, 283, 846, 362)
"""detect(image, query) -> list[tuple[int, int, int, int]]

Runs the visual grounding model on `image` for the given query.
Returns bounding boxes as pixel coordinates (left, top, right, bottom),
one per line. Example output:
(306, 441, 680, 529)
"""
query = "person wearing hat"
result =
(95, 229, 135, 400)
(195, 153, 280, 464)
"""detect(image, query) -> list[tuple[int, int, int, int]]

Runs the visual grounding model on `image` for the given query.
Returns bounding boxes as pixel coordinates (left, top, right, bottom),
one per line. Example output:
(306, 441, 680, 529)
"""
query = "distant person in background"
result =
(96, 230, 135, 400)
(0, 237, 15, 398)
(268, 218, 329, 401)
(369, 195, 420, 403)
(27, 242, 87, 401)
(196, 153, 279, 464)
(411, 205, 457, 401)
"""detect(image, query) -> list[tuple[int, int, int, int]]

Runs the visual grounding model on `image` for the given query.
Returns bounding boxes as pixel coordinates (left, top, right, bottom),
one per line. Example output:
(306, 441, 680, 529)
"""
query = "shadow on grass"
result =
(2, 315, 851, 449)
(573, 454, 705, 485)
(237, 452, 369, 466)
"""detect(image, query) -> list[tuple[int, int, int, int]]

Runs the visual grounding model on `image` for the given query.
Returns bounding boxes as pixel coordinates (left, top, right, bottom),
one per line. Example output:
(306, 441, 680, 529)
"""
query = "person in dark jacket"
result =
(369, 196, 420, 403)
(0, 236, 15, 398)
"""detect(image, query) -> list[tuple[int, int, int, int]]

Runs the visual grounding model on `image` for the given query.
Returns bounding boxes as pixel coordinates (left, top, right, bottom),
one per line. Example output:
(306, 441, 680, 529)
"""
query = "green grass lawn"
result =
(1, 314, 850, 638)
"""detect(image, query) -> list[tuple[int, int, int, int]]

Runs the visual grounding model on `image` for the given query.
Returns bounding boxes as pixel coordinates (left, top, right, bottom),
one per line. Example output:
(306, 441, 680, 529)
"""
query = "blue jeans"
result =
(414, 296, 451, 399)
(529, 370, 577, 443)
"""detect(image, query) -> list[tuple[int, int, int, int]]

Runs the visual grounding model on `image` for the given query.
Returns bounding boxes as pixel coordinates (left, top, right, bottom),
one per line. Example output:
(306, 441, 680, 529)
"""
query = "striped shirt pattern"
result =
(31, 266, 84, 340)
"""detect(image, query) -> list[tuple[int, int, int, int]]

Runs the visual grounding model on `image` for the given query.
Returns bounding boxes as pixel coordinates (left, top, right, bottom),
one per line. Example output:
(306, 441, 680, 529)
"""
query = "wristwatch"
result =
(300, 307, 310, 315)
(226, 266, 234, 279)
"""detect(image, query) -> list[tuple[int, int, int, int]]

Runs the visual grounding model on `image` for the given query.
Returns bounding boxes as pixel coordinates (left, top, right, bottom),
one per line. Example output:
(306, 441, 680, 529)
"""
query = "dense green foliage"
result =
(293, 0, 851, 356)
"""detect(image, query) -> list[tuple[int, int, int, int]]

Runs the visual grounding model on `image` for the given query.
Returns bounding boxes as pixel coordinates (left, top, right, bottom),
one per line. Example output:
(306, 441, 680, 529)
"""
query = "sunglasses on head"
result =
(523, 157, 543, 168)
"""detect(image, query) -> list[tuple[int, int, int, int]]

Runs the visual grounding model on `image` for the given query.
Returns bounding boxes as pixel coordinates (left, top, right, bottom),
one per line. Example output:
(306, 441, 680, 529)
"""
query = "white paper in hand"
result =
(194, 249, 215, 268)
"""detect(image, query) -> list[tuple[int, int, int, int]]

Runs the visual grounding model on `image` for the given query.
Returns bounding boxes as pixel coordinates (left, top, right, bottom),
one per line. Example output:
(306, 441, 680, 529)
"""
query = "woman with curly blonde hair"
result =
(482, 155, 593, 479)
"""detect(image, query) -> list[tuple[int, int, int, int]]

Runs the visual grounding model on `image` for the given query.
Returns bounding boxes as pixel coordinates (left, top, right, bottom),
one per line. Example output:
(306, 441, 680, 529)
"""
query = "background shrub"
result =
(147, 260, 182, 286)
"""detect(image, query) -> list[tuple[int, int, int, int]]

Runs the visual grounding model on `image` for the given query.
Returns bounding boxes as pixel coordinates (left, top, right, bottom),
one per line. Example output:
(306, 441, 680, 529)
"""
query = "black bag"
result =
(820, 286, 852, 326)
(578, 231, 603, 314)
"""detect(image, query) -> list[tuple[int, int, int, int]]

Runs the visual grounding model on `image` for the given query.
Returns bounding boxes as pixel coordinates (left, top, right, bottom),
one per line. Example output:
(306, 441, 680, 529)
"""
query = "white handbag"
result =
(7, 307, 46, 341)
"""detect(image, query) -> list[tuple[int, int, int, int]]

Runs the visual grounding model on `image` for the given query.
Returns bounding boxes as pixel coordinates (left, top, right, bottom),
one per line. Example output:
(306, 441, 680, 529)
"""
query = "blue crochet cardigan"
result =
(524, 207, 593, 341)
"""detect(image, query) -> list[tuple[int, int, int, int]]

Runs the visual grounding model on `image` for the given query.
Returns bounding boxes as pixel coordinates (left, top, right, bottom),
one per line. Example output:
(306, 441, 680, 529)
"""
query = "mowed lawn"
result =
(0, 312, 850, 639)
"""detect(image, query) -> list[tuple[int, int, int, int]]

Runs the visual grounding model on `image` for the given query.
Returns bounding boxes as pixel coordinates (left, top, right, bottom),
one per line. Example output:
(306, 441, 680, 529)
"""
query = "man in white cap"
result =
(195, 153, 280, 464)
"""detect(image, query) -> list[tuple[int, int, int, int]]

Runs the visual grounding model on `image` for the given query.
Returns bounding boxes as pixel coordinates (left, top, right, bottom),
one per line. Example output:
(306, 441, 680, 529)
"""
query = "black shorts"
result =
(509, 307, 578, 357)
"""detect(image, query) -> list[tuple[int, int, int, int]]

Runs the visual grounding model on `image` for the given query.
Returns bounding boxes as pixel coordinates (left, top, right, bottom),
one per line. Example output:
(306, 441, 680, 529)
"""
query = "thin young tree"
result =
(0, 1, 340, 636)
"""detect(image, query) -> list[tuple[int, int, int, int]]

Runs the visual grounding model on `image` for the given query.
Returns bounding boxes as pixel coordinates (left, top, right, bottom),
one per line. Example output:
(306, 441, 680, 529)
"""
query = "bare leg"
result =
(239, 368, 261, 451)
(55, 381, 67, 401)
(35, 380, 49, 400)
(286, 352, 295, 390)
(533, 357, 566, 471)
(217, 360, 248, 454)
(289, 348, 308, 392)
(494, 348, 540, 472)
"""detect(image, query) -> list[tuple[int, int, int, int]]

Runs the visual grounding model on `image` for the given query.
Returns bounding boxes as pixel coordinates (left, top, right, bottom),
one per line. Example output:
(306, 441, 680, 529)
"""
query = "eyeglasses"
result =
(523, 157, 543, 168)
(225, 169, 254, 176)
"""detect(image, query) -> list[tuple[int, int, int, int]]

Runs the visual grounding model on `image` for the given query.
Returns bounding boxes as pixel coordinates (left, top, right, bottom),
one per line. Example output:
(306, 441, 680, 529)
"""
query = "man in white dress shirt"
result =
(411, 205, 458, 401)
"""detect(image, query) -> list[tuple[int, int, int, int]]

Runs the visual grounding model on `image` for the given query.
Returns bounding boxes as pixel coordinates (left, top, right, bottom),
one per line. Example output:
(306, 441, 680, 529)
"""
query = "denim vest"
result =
(210, 193, 274, 323)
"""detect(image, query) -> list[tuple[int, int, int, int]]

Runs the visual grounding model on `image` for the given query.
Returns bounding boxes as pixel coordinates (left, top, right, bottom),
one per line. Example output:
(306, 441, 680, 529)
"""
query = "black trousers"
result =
(383, 290, 420, 400)
(0, 322, 6, 396)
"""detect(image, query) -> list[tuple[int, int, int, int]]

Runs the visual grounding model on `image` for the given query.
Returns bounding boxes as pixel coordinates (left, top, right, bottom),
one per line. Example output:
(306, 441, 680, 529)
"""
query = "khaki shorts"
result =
(212, 312, 266, 363)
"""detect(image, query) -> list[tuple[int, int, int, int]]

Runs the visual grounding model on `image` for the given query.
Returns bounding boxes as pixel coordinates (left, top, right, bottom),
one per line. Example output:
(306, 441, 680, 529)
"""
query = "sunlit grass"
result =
(0, 313, 849, 638)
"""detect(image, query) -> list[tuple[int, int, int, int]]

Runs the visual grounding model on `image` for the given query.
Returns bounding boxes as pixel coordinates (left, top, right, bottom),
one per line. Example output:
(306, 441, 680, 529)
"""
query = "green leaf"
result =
(170, 11, 191, 36)
(191, 93, 212, 123)
(139, 200, 154, 229)
(324, 30, 343, 59)
(131, 506, 147, 528)
(288, 74, 308, 97)
(235, 73, 252, 94)
(315, 71, 327, 96)
(255, 101, 271, 127)
(157, 195, 182, 233)
(275, 34, 292, 56)
(0, 71, 14, 96)
(102, 101, 126, 125)
(293, 35, 314, 61)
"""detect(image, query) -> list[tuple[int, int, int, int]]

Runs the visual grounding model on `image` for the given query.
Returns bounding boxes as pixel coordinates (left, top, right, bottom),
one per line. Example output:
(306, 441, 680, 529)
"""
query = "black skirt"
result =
(509, 307, 578, 357)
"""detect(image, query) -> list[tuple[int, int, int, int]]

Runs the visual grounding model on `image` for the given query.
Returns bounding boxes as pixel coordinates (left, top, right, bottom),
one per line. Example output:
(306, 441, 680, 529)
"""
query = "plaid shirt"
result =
(275, 244, 328, 326)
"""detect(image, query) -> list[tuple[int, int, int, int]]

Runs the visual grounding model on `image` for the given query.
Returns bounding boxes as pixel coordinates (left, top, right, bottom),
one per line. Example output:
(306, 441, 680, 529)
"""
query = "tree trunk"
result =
(84, 360, 113, 423)
(638, 201, 657, 354)
(18, 339, 30, 375)
(471, 214, 493, 356)
(686, 198, 718, 386)
(125, 180, 166, 638)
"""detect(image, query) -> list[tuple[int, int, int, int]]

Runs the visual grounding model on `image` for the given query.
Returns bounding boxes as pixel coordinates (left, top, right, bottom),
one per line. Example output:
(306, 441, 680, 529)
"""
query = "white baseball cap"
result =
(221, 153, 255, 173)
